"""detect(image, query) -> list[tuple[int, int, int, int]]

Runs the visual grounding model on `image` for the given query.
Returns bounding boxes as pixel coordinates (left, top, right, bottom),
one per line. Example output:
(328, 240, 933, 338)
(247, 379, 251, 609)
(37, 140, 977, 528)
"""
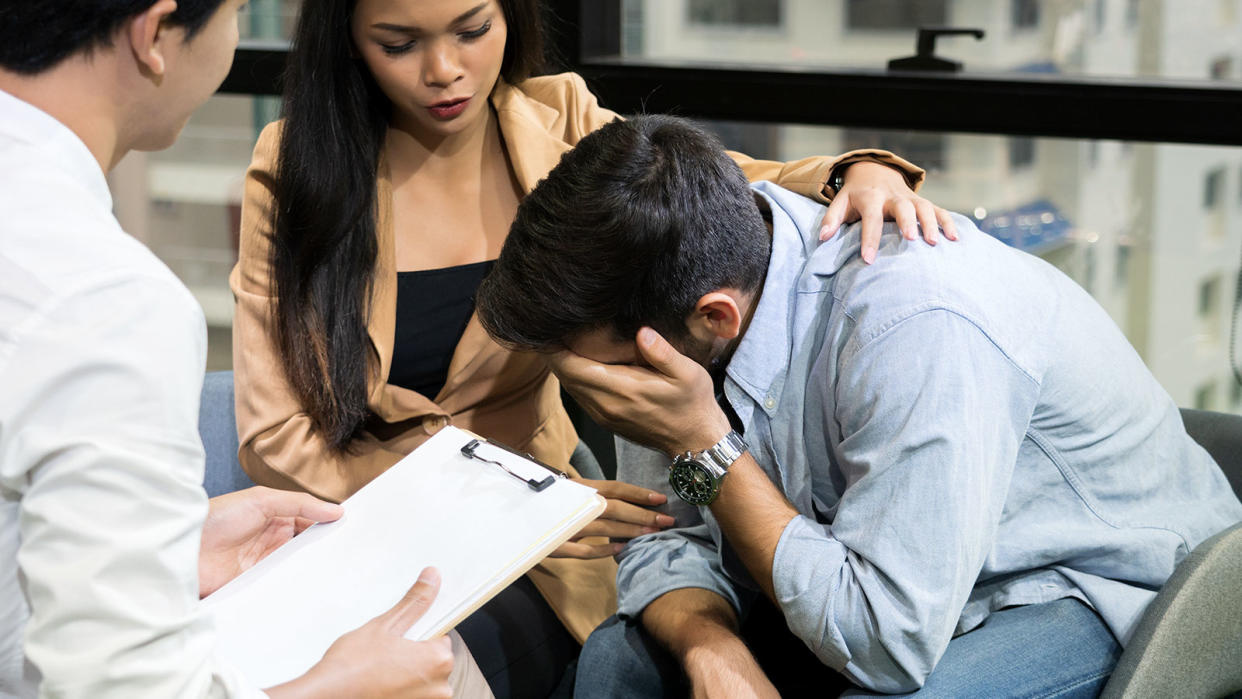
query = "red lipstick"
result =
(428, 97, 470, 120)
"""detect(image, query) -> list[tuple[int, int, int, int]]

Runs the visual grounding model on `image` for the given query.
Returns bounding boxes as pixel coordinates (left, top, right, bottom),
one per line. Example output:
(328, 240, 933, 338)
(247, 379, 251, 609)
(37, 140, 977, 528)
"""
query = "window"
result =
(1205, 167, 1226, 209)
(845, 0, 946, 30)
(688, 0, 781, 27)
(1012, 0, 1039, 29)
(1126, 0, 1141, 27)
(1115, 241, 1132, 291)
(842, 129, 946, 171)
(1200, 275, 1222, 318)
(1009, 137, 1036, 169)
(1232, 377, 1242, 408)
(704, 122, 780, 160)
(1199, 275, 1224, 348)
(1222, 0, 1239, 25)
(1194, 382, 1218, 410)
(1211, 56, 1235, 80)
(1094, 0, 1107, 33)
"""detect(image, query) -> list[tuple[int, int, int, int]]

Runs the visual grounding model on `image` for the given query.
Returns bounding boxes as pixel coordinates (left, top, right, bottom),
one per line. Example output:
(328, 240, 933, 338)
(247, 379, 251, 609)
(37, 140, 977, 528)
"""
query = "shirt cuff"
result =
(615, 531, 743, 620)
(772, 514, 852, 670)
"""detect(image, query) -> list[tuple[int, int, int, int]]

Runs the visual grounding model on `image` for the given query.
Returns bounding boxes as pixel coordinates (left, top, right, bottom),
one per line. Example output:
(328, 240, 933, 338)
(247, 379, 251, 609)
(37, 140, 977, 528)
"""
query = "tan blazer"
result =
(230, 72, 923, 643)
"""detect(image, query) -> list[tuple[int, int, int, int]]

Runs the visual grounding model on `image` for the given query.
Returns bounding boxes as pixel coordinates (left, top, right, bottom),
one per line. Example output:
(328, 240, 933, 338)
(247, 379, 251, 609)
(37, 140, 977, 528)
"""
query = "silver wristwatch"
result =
(668, 431, 747, 506)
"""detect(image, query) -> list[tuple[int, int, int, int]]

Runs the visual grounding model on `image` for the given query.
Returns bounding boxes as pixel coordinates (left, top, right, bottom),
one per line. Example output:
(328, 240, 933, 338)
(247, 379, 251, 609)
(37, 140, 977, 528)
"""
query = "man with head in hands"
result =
(475, 114, 1242, 697)
(0, 1, 488, 696)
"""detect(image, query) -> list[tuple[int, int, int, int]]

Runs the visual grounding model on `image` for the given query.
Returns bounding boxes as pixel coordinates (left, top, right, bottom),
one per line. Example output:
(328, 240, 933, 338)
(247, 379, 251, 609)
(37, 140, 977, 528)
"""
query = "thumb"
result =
(257, 488, 344, 525)
(636, 327, 690, 378)
(377, 567, 441, 635)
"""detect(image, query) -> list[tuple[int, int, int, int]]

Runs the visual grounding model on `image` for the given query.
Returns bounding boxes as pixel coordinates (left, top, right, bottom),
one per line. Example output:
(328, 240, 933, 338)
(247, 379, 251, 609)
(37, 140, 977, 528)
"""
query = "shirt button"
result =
(764, 396, 777, 409)
(421, 414, 449, 434)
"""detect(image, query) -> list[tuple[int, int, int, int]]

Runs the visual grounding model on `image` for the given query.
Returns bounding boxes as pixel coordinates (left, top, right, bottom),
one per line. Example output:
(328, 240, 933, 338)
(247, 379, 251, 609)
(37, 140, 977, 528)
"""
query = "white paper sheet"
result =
(201, 426, 605, 688)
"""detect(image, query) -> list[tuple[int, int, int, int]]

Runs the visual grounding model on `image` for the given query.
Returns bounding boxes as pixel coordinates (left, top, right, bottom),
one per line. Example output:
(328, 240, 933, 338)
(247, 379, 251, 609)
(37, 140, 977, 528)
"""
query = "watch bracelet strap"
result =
(701, 430, 747, 472)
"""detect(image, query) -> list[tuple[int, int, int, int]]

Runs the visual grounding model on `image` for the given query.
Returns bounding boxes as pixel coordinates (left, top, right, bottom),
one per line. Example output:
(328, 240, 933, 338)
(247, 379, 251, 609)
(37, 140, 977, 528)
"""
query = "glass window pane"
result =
(621, 0, 1242, 84)
(845, 0, 946, 30)
(107, 94, 268, 371)
(687, 0, 782, 27)
(239, 0, 301, 41)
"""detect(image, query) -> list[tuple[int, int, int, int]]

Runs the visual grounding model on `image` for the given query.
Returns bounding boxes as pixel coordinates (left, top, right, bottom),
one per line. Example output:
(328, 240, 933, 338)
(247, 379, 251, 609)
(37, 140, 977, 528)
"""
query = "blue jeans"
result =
(575, 597, 1120, 698)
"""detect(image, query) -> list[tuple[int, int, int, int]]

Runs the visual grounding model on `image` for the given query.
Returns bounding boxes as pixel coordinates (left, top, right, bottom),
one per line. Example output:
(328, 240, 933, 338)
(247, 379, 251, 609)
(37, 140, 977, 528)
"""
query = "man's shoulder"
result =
(820, 214, 1056, 347)
(0, 171, 200, 352)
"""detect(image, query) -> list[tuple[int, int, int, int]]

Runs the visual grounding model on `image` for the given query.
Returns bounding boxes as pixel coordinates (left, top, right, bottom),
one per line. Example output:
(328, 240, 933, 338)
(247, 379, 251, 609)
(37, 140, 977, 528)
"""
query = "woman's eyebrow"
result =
(370, 2, 489, 32)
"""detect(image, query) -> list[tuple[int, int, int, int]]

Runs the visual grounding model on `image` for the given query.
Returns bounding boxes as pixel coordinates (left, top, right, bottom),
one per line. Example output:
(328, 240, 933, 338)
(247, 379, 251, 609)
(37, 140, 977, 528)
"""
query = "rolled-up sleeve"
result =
(770, 308, 1040, 693)
(612, 439, 744, 619)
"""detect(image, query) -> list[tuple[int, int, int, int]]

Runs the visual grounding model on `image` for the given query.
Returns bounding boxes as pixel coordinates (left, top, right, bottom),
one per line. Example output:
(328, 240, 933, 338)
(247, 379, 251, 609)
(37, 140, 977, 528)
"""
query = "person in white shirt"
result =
(0, 1, 489, 697)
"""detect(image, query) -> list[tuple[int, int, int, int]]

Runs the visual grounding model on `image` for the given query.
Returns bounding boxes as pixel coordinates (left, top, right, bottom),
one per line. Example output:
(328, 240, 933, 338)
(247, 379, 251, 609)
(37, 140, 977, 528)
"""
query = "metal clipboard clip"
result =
(460, 438, 569, 492)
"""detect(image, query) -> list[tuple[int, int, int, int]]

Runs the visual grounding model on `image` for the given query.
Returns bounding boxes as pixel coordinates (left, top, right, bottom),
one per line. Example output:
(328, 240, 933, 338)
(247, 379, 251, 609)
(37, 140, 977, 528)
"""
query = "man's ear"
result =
(127, 0, 180, 78)
(691, 291, 744, 341)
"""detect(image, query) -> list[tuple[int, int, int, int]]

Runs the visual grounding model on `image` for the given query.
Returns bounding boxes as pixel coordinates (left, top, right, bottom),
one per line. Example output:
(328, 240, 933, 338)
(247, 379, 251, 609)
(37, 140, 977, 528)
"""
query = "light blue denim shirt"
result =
(613, 181, 1242, 693)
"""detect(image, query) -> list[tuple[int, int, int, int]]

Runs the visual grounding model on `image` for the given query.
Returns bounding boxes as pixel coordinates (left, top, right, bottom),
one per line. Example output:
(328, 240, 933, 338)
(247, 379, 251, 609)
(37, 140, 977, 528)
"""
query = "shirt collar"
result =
(725, 181, 831, 411)
(0, 87, 112, 211)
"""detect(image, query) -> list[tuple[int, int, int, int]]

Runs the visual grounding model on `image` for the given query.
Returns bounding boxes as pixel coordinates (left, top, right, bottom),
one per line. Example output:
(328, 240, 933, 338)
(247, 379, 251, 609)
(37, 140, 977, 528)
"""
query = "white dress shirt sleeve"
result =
(3, 273, 265, 698)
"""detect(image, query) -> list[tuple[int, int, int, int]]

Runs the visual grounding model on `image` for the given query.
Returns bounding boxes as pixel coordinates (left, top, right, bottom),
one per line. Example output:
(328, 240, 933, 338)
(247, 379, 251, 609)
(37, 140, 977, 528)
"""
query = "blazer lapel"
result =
(490, 78, 575, 194)
(367, 151, 444, 419)
(369, 80, 569, 419)
(434, 82, 571, 403)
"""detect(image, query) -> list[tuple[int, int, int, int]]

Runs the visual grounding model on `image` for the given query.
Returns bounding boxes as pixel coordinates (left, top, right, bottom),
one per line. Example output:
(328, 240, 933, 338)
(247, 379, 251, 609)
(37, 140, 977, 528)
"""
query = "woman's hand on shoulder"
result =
(819, 161, 959, 264)
(549, 478, 676, 559)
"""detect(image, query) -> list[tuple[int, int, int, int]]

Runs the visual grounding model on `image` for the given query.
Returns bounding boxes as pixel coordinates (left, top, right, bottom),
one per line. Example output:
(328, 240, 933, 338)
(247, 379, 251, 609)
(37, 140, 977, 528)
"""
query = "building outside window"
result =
(1205, 167, 1226, 209)
(1009, 137, 1036, 169)
(842, 129, 946, 171)
(1200, 274, 1224, 345)
(1012, 0, 1039, 30)
(845, 0, 946, 30)
(1195, 381, 1219, 410)
(687, 0, 781, 27)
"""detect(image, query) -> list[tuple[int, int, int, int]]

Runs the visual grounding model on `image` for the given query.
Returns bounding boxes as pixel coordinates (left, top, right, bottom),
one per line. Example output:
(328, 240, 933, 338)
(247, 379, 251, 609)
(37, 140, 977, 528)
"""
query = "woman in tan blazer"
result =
(231, 0, 949, 695)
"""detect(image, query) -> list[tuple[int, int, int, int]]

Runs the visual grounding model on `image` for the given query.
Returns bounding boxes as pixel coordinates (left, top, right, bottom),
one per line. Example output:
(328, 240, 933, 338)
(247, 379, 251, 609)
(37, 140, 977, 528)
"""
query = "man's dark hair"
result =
(477, 114, 771, 352)
(0, 0, 228, 74)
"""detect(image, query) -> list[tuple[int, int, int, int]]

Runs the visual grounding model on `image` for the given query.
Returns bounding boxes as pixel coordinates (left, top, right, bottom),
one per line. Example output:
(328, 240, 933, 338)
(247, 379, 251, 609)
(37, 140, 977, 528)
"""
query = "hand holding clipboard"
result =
(202, 427, 605, 688)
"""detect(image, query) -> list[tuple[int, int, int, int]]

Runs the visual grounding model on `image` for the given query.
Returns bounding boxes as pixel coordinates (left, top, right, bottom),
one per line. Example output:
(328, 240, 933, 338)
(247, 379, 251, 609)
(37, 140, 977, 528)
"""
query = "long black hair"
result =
(270, 0, 546, 450)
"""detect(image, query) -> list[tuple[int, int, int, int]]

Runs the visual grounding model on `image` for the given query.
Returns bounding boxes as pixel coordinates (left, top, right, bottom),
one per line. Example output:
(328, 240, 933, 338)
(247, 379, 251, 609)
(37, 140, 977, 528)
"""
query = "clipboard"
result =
(201, 426, 606, 689)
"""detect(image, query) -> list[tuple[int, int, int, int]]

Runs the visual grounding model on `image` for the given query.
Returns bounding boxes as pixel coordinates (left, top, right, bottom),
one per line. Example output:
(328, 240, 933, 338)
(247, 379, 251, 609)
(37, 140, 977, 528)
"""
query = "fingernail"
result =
(418, 567, 441, 585)
(647, 492, 667, 504)
(641, 526, 659, 535)
(612, 543, 625, 554)
(638, 327, 655, 345)
(863, 247, 876, 264)
(656, 514, 676, 527)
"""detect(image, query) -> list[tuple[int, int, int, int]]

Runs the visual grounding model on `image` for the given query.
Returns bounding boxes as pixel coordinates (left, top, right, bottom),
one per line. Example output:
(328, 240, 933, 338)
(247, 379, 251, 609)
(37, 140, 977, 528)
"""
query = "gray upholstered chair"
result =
(1100, 408, 1242, 699)
(198, 370, 255, 497)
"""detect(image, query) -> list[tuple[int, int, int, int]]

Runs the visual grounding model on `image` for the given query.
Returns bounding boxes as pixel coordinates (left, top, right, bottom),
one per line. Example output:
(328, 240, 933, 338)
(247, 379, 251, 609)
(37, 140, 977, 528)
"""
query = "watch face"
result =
(670, 459, 719, 506)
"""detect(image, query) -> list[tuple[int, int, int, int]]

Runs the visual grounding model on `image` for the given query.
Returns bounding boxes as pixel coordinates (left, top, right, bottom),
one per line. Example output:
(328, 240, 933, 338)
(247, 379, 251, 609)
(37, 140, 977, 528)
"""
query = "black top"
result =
(389, 259, 496, 399)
